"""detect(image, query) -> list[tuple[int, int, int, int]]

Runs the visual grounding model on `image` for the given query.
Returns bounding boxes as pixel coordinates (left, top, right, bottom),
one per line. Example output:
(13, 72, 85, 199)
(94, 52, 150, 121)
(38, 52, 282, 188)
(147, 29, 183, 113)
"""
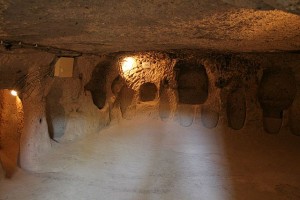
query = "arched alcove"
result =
(45, 81, 66, 140)
(227, 88, 246, 130)
(176, 61, 208, 105)
(258, 68, 296, 134)
(85, 60, 111, 109)
(139, 82, 157, 102)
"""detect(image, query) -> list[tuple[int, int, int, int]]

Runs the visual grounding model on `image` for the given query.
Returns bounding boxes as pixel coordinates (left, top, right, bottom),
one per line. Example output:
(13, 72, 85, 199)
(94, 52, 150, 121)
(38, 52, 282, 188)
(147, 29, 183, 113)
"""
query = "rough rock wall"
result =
(0, 89, 24, 178)
(15, 50, 300, 176)
(1, 1, 300, 53)
(106, 51, 300, 136)
(116, 52, 177, 119)
(223, 0, 300, 13)
(0, 52, 53, 90)
(0, 50, 299, 174)
(0, 52, 55, 172)
(45, 56, 111, 142)
(20, 61, 54, 171)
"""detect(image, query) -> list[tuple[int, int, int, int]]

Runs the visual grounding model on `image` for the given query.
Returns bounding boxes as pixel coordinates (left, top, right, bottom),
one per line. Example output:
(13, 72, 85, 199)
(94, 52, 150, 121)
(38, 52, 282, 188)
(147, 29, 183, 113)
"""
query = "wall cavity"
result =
(85, 60, 111, 109)
(139, 82, 157, 102)
(176, 61, 208, 105)
(46, 80, 66, 140)
(227, 88, 246, 130)
(1, 50, 300, 176)
(258, 68, 296, 133)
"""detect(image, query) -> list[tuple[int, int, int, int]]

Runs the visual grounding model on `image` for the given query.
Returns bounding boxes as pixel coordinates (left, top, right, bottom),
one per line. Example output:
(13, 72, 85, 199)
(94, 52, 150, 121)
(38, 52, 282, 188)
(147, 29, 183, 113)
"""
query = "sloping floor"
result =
(0, 118, 300, 200)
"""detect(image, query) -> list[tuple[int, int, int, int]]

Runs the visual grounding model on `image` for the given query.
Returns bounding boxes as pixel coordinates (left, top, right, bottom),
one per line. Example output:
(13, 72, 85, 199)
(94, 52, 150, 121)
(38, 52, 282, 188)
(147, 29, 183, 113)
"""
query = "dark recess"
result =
(258, 68, 296, 118)
(140, 82, 157, 102)
(85, 60, 112, 109)
(176, 61, 208, 104)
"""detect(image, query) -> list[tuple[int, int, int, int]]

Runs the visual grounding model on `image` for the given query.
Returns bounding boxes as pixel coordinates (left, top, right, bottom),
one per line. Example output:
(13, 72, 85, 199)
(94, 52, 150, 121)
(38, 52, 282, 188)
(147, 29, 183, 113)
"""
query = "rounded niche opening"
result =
(84, 60, 110, 109)
(176, 61, 208, 105)
(139, 82, 157, 102)
(258, 68, 296, 134)
(258, 69, 296, 115)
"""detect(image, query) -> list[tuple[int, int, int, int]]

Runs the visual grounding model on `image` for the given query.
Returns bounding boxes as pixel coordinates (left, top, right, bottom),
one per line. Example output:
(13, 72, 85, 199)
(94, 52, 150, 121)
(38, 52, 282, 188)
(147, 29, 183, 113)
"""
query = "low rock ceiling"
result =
(0, 0, 300, 54)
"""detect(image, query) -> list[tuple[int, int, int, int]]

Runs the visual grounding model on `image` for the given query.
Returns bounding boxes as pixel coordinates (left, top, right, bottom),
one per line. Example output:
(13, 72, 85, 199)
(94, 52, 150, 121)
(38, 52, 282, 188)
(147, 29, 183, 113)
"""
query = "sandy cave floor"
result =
(0, 118, 300, 200)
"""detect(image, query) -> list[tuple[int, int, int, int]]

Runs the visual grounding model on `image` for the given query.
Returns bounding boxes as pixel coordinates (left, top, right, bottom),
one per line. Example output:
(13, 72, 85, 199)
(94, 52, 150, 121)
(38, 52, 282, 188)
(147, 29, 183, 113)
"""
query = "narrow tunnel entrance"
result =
(0, 89, 24, 178)
(140, 82, 157, 102)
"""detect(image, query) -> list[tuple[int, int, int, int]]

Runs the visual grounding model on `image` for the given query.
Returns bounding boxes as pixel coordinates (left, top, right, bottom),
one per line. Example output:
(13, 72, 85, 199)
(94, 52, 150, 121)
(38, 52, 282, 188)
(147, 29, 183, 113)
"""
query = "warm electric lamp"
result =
(121, 57, 136, 73)
(10, 90, 18, 96)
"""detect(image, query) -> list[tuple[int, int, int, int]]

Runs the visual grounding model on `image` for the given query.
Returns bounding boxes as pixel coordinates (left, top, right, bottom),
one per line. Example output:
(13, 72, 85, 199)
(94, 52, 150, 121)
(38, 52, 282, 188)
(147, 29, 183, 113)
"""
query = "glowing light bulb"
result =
(121, 57, 136, 72)
(10, 90, 18, 96)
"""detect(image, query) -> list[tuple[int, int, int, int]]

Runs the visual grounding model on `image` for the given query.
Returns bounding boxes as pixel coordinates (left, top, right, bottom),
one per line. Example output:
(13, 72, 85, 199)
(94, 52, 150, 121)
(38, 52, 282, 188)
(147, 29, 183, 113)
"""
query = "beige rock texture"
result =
(0, 49, 299, 175)
(0, 52, 56, 172)
(0, 52, 54, 90)
(46, 56, 111, 142)
(20, 71, 52, 171)
(1, 117, 300, 200)
(0, 2, 299, 199)
(37, 51, 300, 138)
(0, 1, 299, 53)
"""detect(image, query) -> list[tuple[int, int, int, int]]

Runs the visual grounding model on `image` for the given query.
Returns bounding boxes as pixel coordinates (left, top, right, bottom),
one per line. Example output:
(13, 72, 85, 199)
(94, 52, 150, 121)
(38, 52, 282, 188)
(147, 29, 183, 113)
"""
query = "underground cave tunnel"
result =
(0, 51, 299, 200)
(0, 1, 300, 200)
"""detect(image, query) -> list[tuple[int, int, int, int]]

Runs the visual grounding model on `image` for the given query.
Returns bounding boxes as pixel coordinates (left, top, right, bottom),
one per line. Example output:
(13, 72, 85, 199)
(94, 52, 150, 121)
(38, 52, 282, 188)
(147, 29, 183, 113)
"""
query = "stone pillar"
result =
(20, 69, 51, 171)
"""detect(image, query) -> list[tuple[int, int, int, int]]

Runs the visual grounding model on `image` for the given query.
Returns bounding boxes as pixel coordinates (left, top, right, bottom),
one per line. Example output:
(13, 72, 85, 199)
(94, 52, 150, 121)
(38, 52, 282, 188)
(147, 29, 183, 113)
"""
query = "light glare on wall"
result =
(10, 90, 18, 96)
(122, 57, 136, 73)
